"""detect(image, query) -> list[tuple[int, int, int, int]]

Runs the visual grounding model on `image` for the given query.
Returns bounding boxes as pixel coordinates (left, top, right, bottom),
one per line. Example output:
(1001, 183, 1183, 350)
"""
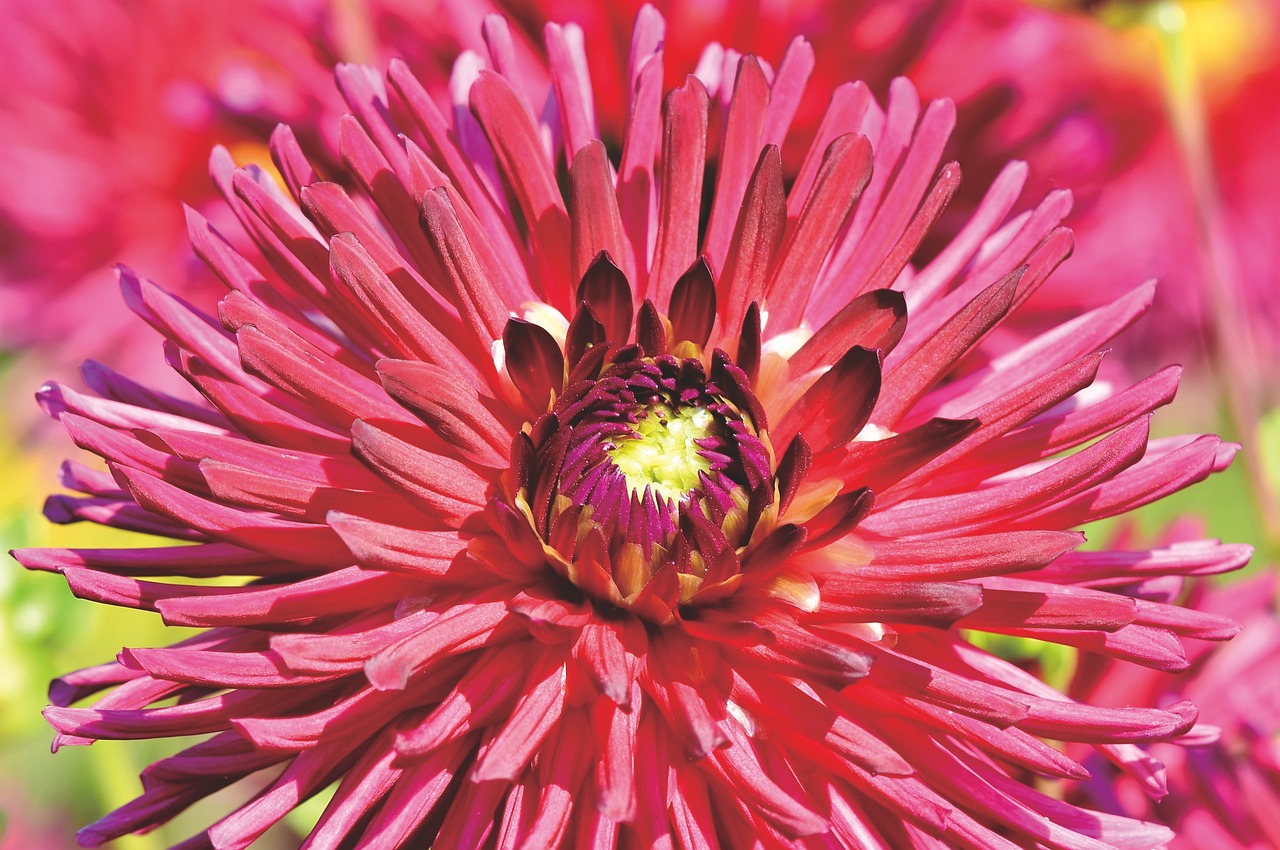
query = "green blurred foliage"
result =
(0, 417, 303, 848)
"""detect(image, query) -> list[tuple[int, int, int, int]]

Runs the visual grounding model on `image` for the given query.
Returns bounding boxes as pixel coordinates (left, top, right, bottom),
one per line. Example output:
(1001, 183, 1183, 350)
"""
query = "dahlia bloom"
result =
(1069, 564, 1280, 849)
(16, 7, 1251, 847)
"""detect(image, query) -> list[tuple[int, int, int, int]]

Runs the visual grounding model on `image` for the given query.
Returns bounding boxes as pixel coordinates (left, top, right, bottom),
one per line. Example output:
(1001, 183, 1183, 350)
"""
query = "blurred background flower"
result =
(0, 0, 544, 400)
(1066, 542, 1280, 848)
(1, 0, 1278, 846)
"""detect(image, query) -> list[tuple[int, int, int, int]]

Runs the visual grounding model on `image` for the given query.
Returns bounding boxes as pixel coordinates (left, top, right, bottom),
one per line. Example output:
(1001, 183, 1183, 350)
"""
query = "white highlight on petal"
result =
(491, 337, 506, 375)
(853, 423, 895, 442)
(521, 301, 569, 347)
(449, 50, 485, 109)
(1038, 378, 1115, 421)
(693, 43, 726, 94)
(725, 699, 756, 737)
(763, 325, 812, 360)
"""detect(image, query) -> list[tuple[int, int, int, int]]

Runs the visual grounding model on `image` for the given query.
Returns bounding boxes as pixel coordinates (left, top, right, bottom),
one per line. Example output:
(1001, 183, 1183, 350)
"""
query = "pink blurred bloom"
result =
(911, 0, 1280, 387)
(1070, 558, 1280, 849)
(0, 0, 542, 389)
(0, 784, 81, 850)
(14, 5, 1253, 848)
(0, 0, 313, 384)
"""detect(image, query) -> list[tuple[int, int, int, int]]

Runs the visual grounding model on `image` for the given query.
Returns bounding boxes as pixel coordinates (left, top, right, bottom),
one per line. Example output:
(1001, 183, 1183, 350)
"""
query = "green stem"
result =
(1150, 1, 1280, 552)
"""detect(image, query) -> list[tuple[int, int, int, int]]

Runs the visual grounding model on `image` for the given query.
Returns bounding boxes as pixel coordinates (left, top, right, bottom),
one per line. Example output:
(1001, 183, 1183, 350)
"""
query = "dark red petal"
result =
(565, 301, 608, 368)
(876, 271, 1020, 427)
(650, 78, 709, 304)
(267, 123, 317, 198)
(959, 578, 1139, 632)
(801, 487, 874, 551)
(235, 323, 408, 429)
(469, 70, 573, 314)
(859, 530, 1084, 581)
(813, 576, 982, 627)
(114, 466, 346, 565)
(328, 233, 479, 377)
(572, 618, 646, 708)
(636, 299, 667, 357)
(419, 186, 512, 349)
(766, 133, 874, 333)
(737, 302, 761, 384)
(154, 567, 418, 628)
(668, 256, 717, 348)
(590, 695, 640, 821)
(349, 418, 490, 525)
(704, 56, 770, 272)
(862, 416, 1152, 538)
(326, 512, 468, 579)
(777, 345, 881, 455)
(377, 358, 511, 468)
(471, 661, 568, 781)
(831, 417, 977, 493)
(1021, 698, 1198, 744)
(774, 435, 813, 515)
(719, 145, 786, 333)
(576, 252, 634, 347)
(503, 318, 566, 414)
(364, 600, 516, 691)
(13, 542, 278, 579)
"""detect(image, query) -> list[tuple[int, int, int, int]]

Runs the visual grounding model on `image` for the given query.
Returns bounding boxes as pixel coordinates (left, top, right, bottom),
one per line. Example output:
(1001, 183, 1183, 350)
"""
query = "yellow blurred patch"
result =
(1180, 0, 1272, 90)
(225, 141, 290, 194)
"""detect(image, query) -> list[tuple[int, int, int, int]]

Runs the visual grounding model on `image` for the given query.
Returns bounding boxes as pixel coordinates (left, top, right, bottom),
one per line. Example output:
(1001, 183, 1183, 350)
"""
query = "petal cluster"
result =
(16, 7, 1250, 848)
(1068, 563, 1280, 849)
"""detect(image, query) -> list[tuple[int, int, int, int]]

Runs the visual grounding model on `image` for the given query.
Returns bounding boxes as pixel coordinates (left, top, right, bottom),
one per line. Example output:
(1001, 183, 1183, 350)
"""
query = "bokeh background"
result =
(1, 0, 1278, 846)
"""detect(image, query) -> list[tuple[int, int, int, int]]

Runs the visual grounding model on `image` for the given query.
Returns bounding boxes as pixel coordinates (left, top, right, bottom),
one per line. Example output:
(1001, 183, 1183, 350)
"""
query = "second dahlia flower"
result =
(17, 7, 1250, 847)
(1069, 560, 1280, 850)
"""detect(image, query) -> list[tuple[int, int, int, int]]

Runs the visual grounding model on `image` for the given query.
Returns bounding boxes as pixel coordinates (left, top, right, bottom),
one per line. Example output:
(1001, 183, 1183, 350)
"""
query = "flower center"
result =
(483, 344, 781, 620)
(548, 352, 769, 547)
(607, 402, 718, 505)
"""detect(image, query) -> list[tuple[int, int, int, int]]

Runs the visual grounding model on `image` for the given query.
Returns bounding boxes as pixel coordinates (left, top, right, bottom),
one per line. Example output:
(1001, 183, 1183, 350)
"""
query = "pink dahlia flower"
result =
(1069, 561, 1280, 850)
(16, 7, 1251, 847)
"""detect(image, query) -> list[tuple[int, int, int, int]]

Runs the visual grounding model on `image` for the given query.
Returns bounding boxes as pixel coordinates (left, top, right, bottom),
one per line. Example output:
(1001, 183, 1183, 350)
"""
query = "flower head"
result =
(16, 7, 1251, 847)
(1067, 550, 1280, 850)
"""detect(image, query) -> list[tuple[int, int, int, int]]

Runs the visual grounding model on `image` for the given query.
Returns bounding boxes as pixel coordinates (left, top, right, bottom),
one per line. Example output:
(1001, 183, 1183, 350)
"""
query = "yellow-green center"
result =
(608, 403, 717, 503)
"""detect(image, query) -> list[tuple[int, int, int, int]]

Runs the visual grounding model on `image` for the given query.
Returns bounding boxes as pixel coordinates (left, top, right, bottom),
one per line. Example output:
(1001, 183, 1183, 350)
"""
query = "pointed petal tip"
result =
(208, 143, 235, 175)
(75, 826, 109, 848)
(35, 381, 68, 419)
(1215, 441, 1241, 470)
(42, 495, 78, 524)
